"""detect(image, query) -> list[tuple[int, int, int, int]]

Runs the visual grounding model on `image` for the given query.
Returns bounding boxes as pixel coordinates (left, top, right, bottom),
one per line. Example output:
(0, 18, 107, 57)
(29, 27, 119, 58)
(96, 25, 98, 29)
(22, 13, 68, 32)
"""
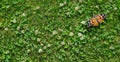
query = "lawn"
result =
(0, 0, 120, 62)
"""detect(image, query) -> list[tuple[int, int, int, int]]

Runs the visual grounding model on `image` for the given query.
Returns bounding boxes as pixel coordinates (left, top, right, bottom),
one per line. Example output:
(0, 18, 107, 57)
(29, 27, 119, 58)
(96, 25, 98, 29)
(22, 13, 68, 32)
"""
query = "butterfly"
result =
(87, 14, 106, 27)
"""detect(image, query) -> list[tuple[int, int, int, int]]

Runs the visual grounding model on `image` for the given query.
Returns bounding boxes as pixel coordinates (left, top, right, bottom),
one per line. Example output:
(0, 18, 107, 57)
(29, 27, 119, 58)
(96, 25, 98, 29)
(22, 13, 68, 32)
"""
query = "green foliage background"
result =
(0, 0, 120, 62)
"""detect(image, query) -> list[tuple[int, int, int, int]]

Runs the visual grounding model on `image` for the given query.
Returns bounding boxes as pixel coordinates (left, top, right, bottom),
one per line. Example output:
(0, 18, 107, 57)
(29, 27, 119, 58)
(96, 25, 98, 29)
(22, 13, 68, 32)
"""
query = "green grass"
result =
(0, 0, 120, 62)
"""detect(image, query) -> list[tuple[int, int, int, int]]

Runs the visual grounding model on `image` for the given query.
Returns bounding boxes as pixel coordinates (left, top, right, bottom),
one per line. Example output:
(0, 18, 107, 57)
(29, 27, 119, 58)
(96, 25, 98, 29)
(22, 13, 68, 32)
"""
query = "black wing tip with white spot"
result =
(101, 14, 107, 19)
(87, 20, 92, 28)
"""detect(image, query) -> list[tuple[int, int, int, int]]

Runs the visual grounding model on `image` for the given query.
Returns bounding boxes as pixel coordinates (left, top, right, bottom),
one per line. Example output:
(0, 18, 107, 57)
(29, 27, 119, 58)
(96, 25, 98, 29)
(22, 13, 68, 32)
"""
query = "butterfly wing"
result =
(90, 17, 99, 26)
